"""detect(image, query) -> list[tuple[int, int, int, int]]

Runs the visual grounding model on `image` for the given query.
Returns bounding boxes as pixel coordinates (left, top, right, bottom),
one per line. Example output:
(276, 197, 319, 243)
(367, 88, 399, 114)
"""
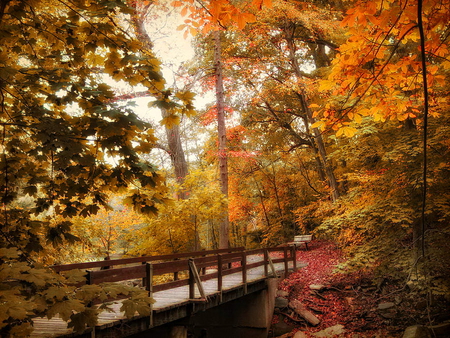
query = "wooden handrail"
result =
(57, 246, 296, 306)
(51, 247, 245, 272)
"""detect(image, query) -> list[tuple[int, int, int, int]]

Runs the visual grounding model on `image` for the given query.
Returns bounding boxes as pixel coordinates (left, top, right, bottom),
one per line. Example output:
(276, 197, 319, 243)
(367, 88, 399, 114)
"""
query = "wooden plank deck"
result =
(30, 257, 301, 337)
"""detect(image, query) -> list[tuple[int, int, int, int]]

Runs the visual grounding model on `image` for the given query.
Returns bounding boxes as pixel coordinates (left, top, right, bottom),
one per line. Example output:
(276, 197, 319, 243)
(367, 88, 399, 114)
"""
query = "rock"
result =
(277, 290, 290, 298)
(275, 333, 292, 338)
(275, 297, 289, 308)
(289, 299, 320, 326)
(377, 302, 396, 319)
(402, 325, 432, 338)
(377, 302, 395, 310)
(309, 284, 326, 291)
(312, 324, 345, 337)
(293, 331, 308, 338)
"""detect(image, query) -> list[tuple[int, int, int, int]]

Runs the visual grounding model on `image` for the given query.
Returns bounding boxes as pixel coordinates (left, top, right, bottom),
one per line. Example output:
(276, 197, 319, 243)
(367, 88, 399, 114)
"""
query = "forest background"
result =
(0, 0, 449, 336)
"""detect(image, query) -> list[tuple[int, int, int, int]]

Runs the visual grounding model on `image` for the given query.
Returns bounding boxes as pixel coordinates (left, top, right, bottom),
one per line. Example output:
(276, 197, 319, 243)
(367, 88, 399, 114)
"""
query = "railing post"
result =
(86, 270, 93, 308)
(292, 245, 297, 271)
(201, 252, 206, 275)
(86, 270, 92, 285)
(174, 258, 179, 281)
(189, 259, 195, 299)
(217, 254, 223, 294)
(283, 246, 289, 278)
(145, 263, 154, 328)
(142, 261, 147, 286)
(241, 251, 247, 294)
(263, 249, 268, 277)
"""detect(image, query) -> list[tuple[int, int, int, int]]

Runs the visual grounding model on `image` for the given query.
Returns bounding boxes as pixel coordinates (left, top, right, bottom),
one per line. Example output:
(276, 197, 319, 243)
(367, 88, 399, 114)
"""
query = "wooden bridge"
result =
(31, 246, 302, 338)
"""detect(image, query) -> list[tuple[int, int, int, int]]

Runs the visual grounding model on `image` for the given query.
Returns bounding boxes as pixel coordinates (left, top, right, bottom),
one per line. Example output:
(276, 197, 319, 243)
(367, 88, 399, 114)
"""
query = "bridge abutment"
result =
(133, 278, 279, 338)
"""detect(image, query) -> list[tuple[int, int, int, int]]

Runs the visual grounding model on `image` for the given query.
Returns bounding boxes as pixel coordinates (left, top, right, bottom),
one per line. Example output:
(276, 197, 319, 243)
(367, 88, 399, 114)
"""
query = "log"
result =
(289, 300, 320, 326)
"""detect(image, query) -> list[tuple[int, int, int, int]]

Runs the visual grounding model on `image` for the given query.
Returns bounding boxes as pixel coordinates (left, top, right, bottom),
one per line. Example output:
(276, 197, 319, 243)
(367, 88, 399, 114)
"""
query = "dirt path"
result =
(270, 240, 403, 338)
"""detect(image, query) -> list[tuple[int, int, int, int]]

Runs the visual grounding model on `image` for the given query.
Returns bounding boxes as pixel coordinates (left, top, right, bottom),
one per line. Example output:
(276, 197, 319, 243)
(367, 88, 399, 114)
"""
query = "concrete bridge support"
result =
(133, 278, 279, 338)
(186, 277, 278, 338)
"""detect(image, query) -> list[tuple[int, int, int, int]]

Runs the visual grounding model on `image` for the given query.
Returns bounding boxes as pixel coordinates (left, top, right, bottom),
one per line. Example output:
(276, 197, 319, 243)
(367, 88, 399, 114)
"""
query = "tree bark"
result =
(161, 109, 189, 185)
(214, 30, 230, 249)
(284, 24, 340, 201)
(130, 6, 189, 197)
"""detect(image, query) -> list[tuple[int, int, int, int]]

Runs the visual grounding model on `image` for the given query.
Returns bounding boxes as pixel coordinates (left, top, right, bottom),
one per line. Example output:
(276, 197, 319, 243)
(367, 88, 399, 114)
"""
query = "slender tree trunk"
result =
(253, 178, 271, 231)
(130, 6, 190, 196)
(302, 99, 340, 201)
(284, 26, 340, 201)
(214, 30, 229, 249)
(161, 109, 189, 185)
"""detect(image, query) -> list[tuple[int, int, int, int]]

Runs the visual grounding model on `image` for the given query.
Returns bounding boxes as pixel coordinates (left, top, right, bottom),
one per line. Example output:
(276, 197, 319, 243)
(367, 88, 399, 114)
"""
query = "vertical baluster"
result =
(292, 245, 297, 271)
(188, 258, 195, 299)
(217, 254, 223, 292)
(242, 251, 247, 294)
(283, 246, 288, 278)
(263, 249, 268, 277)
(145, 263, 154, 328)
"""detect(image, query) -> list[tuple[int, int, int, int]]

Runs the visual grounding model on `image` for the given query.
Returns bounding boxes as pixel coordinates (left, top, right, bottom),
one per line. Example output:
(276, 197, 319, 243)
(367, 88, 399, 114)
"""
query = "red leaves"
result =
(279, 241, 392, 336)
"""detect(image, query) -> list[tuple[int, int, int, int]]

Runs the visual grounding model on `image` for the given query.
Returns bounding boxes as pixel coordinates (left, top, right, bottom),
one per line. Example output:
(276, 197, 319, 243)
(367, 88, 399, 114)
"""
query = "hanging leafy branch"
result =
(0, 0, 170, 335)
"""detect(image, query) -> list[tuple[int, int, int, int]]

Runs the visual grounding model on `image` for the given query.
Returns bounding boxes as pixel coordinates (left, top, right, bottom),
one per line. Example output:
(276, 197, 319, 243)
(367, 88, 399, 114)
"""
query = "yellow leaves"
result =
(86, 53, 104, 67)
(45, 286, 76, 301)
(1, 291, 37, 326)
(128, 74, 145, 87)
(175, 90, 195, 103)
(0, 247, 20, 259)
(318, 79, 335, 92)
(160, 113, 180, 128)
(442, 60, 450, 70)
(373, 110, 387, 122)
(311, 120, 325, 129)
(47, 299, 85, 321)
(336, 126, 357, 137)
(348, 112, 363, 123)
(398, 23, 418, 41)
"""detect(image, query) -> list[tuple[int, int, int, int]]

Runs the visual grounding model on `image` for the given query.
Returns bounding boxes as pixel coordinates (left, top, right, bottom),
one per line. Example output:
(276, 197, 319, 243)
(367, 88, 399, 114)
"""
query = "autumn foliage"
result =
(1, 0, 450, 336)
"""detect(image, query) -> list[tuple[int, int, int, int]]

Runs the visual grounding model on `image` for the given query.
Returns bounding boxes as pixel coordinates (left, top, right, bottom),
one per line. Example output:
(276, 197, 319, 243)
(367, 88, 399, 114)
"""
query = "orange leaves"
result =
(173, 0, 270, 36)
(252, 0, 273, 10)
(315, 0, 450, 137)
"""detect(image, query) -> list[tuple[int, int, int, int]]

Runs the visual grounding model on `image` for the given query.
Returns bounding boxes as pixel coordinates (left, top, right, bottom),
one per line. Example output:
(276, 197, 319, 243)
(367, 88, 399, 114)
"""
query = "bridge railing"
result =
(51, 247, 245, 273)
(51, 245, 297, 304)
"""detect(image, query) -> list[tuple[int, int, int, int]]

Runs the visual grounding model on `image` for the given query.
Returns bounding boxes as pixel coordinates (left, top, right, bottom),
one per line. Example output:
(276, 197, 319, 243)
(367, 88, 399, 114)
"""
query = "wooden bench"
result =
(288, 235, 313, 250)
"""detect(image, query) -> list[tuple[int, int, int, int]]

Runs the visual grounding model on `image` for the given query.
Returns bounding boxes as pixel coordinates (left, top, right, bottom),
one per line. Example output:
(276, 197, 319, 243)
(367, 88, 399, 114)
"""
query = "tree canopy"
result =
(1, 0, 450, 336)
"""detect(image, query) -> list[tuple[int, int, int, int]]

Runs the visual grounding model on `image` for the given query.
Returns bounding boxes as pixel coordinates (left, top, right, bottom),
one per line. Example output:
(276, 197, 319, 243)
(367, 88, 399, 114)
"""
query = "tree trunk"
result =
(284, 25, 340, 201)
(214, 30, 230, 249)
(130, 6, 189, 196)
(161, 109, 189, 188)
(307, 110, 340, 201)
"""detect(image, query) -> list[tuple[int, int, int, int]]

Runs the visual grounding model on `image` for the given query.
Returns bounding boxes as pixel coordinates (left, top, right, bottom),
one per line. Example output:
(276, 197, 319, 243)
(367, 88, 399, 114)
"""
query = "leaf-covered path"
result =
(273, 240, 402, 338)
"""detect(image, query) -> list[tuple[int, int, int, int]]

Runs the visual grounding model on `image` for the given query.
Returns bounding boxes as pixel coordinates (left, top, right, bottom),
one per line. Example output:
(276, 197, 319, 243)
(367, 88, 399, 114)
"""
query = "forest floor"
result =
(270, 240, 449, 338)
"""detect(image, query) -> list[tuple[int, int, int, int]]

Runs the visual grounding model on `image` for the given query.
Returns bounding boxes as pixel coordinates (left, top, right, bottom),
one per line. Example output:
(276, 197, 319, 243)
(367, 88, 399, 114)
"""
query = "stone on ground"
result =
(289, 299, 320, 326)
(402, 325, 431, 338)
(312, 324, 345, 337)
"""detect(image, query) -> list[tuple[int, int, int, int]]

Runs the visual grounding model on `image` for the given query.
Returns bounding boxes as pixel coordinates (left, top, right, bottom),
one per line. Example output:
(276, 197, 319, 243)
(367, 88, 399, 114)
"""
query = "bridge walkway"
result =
(30, 247, 302, 337)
